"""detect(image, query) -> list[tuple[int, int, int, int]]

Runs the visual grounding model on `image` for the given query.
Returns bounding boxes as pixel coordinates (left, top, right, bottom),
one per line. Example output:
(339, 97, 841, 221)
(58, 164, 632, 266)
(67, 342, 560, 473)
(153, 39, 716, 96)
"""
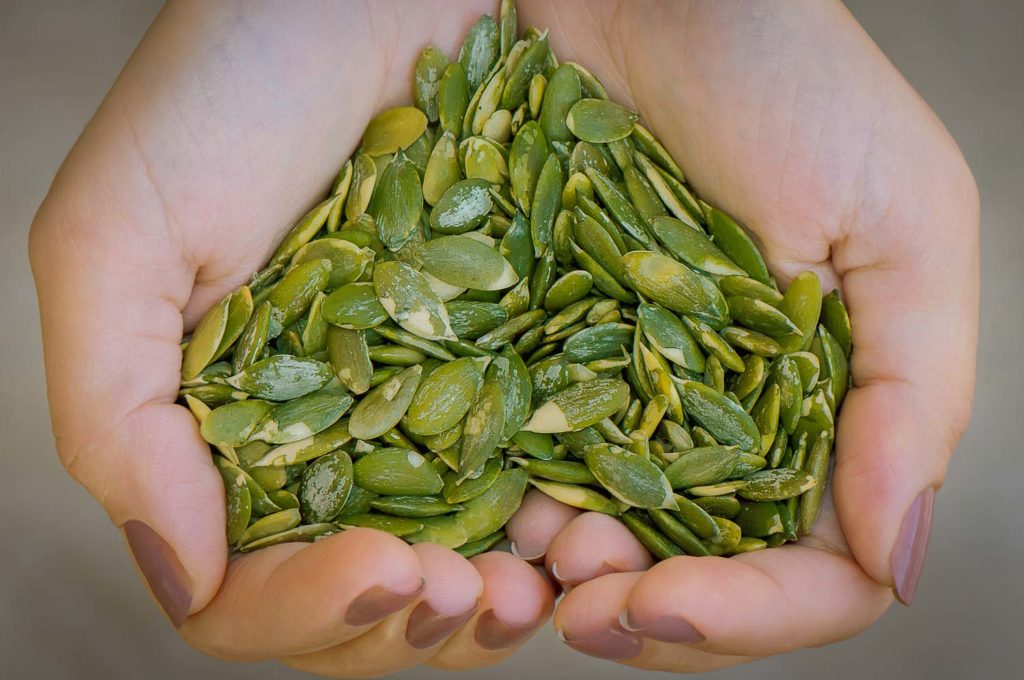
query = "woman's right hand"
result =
(29, 2, 554, 676)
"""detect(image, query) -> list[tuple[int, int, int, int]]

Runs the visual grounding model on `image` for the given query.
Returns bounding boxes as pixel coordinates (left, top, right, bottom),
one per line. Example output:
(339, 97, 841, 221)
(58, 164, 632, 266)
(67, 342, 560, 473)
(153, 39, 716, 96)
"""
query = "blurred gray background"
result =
(2, 0, 1021, 678)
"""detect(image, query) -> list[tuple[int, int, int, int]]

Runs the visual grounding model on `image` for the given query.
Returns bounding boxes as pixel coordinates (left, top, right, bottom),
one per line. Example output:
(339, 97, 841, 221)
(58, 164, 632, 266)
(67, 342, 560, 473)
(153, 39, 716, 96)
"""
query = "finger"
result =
(429, 551, 555, 669)
(554, 572, 744, 671)
(620, 544, 890, 660)
(544, 512, 652, 588)
(283, 543, 481, 678)
(830, 149, 978, 603)
(506, 489, 581, 561)
(181, 528, 423, 660)
(31, 189, 227, 625)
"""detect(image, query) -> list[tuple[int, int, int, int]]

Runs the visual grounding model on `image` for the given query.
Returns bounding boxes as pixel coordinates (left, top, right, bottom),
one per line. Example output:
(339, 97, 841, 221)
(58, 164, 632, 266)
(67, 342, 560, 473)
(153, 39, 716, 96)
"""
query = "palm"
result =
(501, 0, 977, 670)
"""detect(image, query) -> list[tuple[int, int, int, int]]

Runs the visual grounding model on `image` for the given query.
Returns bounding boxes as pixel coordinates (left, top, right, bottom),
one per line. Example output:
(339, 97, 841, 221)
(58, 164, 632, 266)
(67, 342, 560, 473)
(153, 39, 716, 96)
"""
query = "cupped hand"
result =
(29, 1, 554, 676)
(505, 0, 978, 670)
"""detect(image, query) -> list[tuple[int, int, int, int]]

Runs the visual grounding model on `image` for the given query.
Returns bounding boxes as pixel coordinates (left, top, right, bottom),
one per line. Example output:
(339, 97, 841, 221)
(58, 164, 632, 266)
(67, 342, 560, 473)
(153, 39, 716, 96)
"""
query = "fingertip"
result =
(506, 489, 581, 561)
(545, 512, 652, 586)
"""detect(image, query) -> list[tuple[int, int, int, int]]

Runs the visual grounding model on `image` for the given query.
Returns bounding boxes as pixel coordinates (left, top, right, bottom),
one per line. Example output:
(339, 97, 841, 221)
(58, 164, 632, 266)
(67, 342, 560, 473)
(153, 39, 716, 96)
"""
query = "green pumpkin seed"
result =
(677, 380, 760, 451)
(631, 124, 685, 183)
(362, 107, 428, 157)
(181, 293, 232, 381)
(455, 468, 528, 542)
(524, 378, 629, 433)
(437, 62, 470, 138)
(530, 153, 565, 255)
(735, 501, 784, 538)
(429, 179, 494, 235)
(511, 457, 596, 484)
(649, 216, 743, 276)
(338, 513, 425, 537)
(370, 495, 461, 518)
(456, 529, 506, 558)
(414, 46, 449, 122)
(327, 327, 373, 395)
(508, 121, 549, 215)
(669, 495, 721, 540)
(705, 207, 771, 285)
(501, 31, 549, 109)
(237, 508, 302, 549)
(528, 478, 622, 515)
(353, 448, 444, 496)
(566, 98, 638, 143)
(250, 419, 351, 468)
(721, 326, 783, 357)
(298, 450, 353, 523)
(251, 386, 352, 444)
(584, 444, 676, 509)
(821, 289, 852, 356)
(704, 516, 742, 555)
(458, 366, 505, 480)
(416, 235, 518, 292)
(738, 468, 817, 502)
(348, 364, 422, 440)
(623, 251, 729, 328)
(637, 303, 705, 373)
(664, 445, 741, 489)
(621, 512, 683, 560)
(444, 456, 502, 504)
(270, 196, 341, 267)
(776, 271, 823, 353)
(405, 356, 488, 435)
(563, 323, 634, 363)
(798, 431, 831, 534)
(541, 270, 593, 312)
(367, 151, 423, 251)
(459, 14, 500, 92)
(648, 509, 710, 556)
(585, 168, 653, 246)
(225, 354, 332, 401)
(373, 261, 456, 341)
(751, 383, 781, 456)
(720, 276, 783, 306)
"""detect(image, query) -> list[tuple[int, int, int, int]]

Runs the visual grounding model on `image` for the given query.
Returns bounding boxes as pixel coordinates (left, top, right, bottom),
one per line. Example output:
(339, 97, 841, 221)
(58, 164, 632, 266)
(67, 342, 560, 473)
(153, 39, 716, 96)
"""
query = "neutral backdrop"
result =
(2, 1, 1021, 678)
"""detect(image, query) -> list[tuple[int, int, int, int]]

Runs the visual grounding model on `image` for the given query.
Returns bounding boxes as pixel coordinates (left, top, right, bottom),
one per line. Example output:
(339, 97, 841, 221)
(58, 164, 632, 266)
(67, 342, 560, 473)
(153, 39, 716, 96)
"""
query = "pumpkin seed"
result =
(362, 107, 428, 157)
(182, 3, 849, 560)
(416, 235, 518, 291)
(348, 364, 422, 440)
(353, 448, 444, 496)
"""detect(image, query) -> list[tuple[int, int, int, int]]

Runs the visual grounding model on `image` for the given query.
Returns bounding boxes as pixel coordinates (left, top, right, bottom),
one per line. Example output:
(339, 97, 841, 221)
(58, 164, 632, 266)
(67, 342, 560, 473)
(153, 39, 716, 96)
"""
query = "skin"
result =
(29, 0, 977, 676)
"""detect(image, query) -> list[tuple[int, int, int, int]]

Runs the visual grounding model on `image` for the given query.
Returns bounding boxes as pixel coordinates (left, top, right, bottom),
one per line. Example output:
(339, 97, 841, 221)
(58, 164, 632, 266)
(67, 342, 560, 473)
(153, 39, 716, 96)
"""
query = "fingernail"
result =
(405, 600, 478, 649)
(123, 520, 192, 628)
(474, 609, 537, 650)
(561, 622, 643, 661)
(549, 560, 616, 586)
(345, 579, 424, 626)
(620, 610, 705, 644)
(891, 487, 936, 606)
(510, 540, 545, 561)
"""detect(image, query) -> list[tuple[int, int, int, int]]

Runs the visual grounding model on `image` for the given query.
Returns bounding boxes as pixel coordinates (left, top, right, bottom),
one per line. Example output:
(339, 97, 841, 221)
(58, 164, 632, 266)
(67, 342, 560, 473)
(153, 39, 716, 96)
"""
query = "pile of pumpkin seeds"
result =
(178, 0, 853, 560)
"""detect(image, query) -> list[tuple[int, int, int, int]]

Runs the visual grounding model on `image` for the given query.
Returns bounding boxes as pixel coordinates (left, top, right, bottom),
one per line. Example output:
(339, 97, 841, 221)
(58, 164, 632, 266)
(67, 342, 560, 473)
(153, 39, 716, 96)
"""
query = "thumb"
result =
(31, 170, 227, 628)
(831, 154, 979, 605)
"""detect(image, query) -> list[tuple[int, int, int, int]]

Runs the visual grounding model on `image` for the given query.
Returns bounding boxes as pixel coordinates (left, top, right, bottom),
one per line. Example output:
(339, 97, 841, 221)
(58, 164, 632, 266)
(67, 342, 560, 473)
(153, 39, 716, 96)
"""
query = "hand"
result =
(505, 0, 978, 670)
(29, 1, 555, 676)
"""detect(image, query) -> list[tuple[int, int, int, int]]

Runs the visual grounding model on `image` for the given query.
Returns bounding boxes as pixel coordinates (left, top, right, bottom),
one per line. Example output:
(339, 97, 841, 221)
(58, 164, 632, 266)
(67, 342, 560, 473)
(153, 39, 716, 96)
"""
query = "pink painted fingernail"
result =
(891, 487, 936, 606)
(345, 579, 424, 625)
(405, 600, 478, 649)
(621, 610, 705, 644)
(561, 622, 643, 661)
(474, 609, 537, 650)
(123, 520, 192, 628)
